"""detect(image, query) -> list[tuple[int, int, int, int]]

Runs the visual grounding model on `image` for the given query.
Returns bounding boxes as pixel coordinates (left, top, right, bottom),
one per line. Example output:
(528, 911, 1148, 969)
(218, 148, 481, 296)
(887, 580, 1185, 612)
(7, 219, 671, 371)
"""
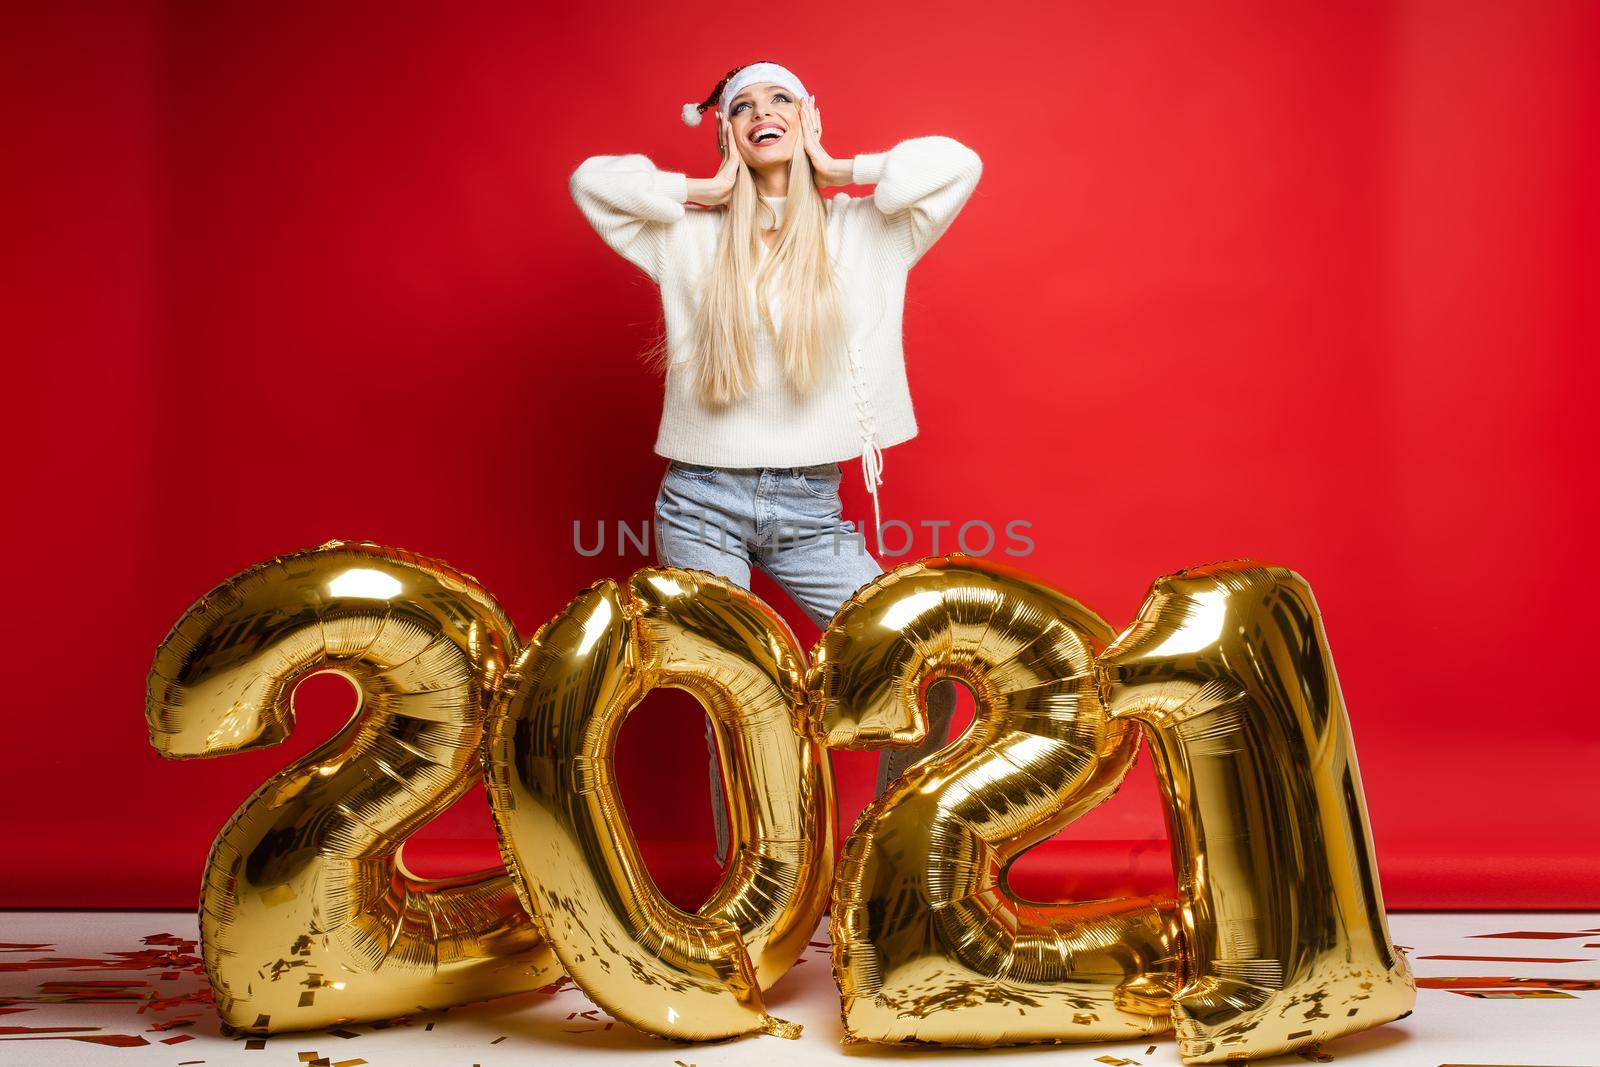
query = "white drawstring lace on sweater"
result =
(847, 344, 887, 545)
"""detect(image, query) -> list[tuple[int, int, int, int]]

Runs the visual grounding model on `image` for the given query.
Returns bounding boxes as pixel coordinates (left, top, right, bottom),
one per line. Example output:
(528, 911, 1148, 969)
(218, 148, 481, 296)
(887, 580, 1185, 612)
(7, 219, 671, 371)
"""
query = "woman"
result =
(569, 60, 982, 864)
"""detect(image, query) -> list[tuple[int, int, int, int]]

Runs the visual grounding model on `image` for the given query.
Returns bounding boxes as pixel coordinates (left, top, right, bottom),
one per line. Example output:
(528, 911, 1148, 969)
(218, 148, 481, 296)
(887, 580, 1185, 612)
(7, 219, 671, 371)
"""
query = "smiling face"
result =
(726, 82, 802, 168)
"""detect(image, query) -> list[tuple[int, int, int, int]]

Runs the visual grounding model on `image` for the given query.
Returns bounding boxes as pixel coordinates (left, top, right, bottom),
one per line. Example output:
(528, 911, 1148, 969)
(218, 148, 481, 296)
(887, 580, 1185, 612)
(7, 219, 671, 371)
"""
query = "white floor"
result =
(1, 911, 1596, 1066)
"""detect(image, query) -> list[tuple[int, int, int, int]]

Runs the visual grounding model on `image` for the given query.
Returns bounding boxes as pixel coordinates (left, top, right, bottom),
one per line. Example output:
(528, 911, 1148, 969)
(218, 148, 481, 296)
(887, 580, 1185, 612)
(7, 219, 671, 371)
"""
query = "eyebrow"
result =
(731, 86, 792, 104)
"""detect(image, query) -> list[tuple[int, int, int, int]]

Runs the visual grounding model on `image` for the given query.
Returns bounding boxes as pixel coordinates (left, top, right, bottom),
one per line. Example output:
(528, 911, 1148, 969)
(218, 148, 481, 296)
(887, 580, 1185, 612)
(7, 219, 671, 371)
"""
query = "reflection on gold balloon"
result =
(806, 555, 1183, 1046)
(484, 567, 834, 1041)
(1100, 560, 1416, 1063)
(145, 541, 559, 1034)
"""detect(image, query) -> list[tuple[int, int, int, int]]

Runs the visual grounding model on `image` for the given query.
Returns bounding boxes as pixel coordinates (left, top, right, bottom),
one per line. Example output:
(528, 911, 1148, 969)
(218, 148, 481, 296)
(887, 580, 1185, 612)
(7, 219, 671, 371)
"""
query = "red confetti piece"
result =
(147, 1017, 198, 1031)
(163, 1033, 196, 1044)
(1416, 976, 1600, 990)
(1, 948, 203, 973)
(0, 1026, 103, 1035)
(1469, 930, 1595, 940)
(1417, 954, 1591, 963)
(0, 1034, 152, 1047)
(41, 980, 147, 988)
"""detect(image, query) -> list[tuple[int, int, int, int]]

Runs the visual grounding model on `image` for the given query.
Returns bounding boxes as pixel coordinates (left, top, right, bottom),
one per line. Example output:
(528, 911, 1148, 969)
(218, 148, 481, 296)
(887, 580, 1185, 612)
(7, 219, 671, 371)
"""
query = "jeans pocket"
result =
(668, 460, 720, 482)
(795, 463, 842, 500)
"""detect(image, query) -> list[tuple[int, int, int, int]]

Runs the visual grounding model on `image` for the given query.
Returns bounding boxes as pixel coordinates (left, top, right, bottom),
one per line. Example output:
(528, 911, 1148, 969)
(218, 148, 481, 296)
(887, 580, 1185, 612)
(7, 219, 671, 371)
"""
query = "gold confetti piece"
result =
(327, 1029, 359, 1039)
(298, 1053, 320, 1062)
(1095, 1057, 1138, 1065)
(1450, 989, 1576, 999)
(332, 1060, 367, 1067)
(244, 1038, 266, 1049)
(491, 1035, 507, 1044)
(1145, 1047, 1157, 1055)
(423, 1022, 434, 1031)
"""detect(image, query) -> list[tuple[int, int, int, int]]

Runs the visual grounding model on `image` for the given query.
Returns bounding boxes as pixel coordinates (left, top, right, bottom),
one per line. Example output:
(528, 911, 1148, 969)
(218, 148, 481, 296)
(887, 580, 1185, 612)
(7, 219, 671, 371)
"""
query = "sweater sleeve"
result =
(850, 136, 983, 268)
(568, 154, 691, 283)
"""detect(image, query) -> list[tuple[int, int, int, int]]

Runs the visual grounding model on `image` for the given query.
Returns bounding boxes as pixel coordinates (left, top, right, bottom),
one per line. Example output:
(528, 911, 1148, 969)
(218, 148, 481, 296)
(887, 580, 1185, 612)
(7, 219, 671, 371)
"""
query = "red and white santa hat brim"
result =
(682, 62, 809, 127)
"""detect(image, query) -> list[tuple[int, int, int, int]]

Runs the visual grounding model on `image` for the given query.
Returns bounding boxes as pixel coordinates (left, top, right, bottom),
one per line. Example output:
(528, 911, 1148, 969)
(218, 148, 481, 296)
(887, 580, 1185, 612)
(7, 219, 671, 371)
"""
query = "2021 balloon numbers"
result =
(147, 543, 1414, 1062)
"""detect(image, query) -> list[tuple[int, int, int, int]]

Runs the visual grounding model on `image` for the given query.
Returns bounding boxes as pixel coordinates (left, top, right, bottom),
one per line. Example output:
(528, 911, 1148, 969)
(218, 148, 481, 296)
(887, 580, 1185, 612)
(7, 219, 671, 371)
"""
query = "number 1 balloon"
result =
(1099, 561, 1416, 1062)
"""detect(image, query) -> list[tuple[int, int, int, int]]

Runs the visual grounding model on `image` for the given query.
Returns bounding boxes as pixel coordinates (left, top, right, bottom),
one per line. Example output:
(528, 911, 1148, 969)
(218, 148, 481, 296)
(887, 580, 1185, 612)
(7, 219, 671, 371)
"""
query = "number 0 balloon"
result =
(483, 568, 835, 1042)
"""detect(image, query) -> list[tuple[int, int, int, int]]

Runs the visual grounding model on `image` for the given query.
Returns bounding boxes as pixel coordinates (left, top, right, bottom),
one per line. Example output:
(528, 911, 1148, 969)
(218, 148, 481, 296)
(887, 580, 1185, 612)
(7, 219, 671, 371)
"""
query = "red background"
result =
(4, 1, 1595, 911)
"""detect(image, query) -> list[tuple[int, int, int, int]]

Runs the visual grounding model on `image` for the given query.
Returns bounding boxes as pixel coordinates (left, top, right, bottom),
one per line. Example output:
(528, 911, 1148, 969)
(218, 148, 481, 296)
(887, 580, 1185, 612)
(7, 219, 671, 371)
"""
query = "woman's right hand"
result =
(686, 112, 738, 205)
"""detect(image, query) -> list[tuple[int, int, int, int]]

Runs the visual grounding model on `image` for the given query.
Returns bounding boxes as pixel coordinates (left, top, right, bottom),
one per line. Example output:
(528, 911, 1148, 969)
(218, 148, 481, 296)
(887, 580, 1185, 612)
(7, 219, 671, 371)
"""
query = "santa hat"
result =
(681, 61, 810, 127)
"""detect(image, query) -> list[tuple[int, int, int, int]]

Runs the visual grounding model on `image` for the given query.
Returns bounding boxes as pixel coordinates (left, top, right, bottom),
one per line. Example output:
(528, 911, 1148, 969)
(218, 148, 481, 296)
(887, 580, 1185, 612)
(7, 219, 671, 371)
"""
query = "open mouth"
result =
(748, 123, 786, 146)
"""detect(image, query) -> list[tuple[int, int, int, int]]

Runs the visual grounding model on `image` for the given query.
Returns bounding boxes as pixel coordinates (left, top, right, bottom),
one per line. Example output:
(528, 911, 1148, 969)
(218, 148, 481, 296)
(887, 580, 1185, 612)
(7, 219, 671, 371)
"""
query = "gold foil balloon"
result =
(484, 567, 835, 1041)
(1099, 560, 1416, 1063)
(145, 541, 559, 1034)
(806, 555, 1183, 1047)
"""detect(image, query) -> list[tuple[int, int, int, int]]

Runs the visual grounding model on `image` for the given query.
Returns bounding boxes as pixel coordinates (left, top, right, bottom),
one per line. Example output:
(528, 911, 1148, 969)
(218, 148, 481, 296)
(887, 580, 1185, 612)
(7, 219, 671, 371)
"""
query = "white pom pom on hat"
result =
(681, 61, 809, 128)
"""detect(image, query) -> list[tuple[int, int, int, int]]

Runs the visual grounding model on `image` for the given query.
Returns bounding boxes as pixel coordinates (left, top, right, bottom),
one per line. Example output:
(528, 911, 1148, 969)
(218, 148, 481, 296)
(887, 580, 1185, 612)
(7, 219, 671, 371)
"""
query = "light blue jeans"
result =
(653, 459, 957, 864)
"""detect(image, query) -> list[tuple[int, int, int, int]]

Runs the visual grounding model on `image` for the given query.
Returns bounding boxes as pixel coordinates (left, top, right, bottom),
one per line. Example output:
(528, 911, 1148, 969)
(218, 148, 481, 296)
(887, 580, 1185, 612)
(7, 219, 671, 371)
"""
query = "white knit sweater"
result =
(569, 136, 982, 479)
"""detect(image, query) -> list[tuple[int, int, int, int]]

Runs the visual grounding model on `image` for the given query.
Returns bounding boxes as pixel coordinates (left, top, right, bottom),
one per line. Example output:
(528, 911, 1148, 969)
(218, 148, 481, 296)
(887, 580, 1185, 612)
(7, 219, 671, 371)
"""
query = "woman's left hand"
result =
(800, 95, 853, 189)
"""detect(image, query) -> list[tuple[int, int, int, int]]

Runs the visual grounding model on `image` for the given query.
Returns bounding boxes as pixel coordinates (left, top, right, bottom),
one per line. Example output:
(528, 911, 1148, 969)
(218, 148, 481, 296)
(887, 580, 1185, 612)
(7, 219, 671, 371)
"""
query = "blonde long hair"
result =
(686, 146, 846, 406)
